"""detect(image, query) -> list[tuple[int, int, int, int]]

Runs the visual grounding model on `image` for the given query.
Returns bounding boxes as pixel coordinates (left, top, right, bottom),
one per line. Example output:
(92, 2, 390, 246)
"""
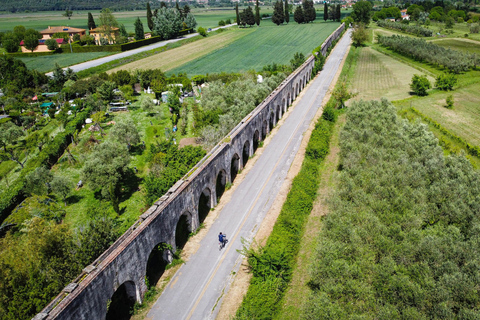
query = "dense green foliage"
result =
(235, 110, 337, 320)
(351, 1, 373, 25)
(0, 216, 118, 319)
(377, 35, 479, 73)
(303, 99, 480, 319)
(372, 7, 401, 21)
(435, 73, 458, 91)
(410, 74, 431, 96)
(144, 142, 205, 204)
(376, 20, 433, 37)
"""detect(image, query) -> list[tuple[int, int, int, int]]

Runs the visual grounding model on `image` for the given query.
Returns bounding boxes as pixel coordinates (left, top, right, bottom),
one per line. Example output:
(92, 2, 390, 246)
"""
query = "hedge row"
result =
(234, 110, 337, 319)
(8, 51, 56, 57)
(406, 107, 480, 157)
(0, 107, 92, 224)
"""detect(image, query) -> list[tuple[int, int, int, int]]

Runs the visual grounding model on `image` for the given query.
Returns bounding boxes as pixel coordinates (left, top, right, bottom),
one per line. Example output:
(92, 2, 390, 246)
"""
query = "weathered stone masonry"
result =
(34, 23, 345, 320)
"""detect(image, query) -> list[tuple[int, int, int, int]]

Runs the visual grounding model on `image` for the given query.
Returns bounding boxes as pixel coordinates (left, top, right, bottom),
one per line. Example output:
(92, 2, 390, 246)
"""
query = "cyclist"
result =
(218, 232, 225, 246)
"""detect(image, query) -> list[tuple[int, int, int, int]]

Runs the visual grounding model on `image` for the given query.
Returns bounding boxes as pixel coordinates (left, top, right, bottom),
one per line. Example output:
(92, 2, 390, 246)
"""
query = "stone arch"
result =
(242, 140, 250, 167)
(262, 120, 268, 140)
(230, 153, 240, 183)
(296, 83, 299, 96)
(282, 98, 286, 113)
(288, 92, 291, 106)
(276, 105, 281, 122)
(216, 169, 227, 201)
(198, 187, 212, 223)
(145, 242, 171, 289)
(106, 281, 138, 320)
(253, 130, 260, 153)
(175, 211, 194, 250)
(269, 111, 275, 132)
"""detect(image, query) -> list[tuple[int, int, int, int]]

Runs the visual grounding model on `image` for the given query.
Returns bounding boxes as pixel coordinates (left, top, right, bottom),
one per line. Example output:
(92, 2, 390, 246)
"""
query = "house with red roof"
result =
(19, 38, 66, 53)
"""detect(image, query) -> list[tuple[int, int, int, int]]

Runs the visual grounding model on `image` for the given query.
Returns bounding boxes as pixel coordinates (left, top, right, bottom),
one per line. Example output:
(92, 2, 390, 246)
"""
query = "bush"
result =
(45, 38, 59, 51)
(410, 74, 431, 96)
(435, 73, 457, 91)
(446, 94, 454, 108)
(218, 20, 226, 26)
(226, 18, 232, 24)
(198, 27, 207, 37)
(471, 23, 480, 33)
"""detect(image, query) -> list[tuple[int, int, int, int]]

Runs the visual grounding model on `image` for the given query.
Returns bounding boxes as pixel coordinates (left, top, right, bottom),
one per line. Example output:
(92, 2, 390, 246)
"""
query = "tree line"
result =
(377, 34, 479, 73)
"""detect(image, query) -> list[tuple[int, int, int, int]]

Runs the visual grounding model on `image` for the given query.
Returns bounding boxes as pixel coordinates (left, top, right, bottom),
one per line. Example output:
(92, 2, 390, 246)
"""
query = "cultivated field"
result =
(350, 46, 434, 101)
(429, 38, 480, 55)
(169, 20, 341, 76)
(108, 28, 254, 74)
(18, 52, 113, 73)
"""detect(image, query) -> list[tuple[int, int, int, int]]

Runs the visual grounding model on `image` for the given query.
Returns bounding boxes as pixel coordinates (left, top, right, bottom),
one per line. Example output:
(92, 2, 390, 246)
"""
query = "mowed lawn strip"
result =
(169, 21, 341, 76)
(18, 52, 113, 73)
(350, 46, 434, 102)
(108, 28, 254, 74)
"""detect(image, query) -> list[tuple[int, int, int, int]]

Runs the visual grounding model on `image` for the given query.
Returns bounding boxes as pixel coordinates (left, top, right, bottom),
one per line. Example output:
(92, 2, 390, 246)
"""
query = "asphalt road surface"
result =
(46, 24, 235, 76)
(147, 29, 352, 320)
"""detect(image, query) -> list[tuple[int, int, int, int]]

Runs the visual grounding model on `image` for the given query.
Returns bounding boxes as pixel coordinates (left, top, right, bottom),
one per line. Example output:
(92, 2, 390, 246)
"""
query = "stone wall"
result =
(34, 23, 345, 320)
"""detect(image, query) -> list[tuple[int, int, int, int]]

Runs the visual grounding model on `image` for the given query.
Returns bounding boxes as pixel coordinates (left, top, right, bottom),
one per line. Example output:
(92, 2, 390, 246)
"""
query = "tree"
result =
(168, 87, 182, 124)
(96, 81, 116, 102)
(244, 6, 256, 27)
(352, 23, 368, 47)
(142, 96, 156, 113)
(25, 166, 53, 196)
(13, 25, 26, 43)
(82, 140, 130, 212)
(119, 24, 128, 38)
(110, 118, 141, 147)
(435, 73, 457, 91)
(351, 1, 373, 25)
(410, 74, 431, 96)
(446, 94, 454, 109)
(2, 32, 19, 53)
(336, 4, 341, 22)
(255, 0, 261, 26)
(284, 0, 289, 23)
(324, 2, 328, 21)
(63, 9, 73, 20)
(290, 52, 305, 69)
(51, 175, 72, 206)
(184, 13, 197, 29)
(303, 0, 316, 23)
(153, 7, 183, 40)
(332, 81, 356, 108)
(87, 12, 96, 30)
(0, 122, 23, 151)
(272, 0, 285, 25)
(198, 27, 207, 37)
(134, 17, 145, 40)
(236, 3, 240, 26)
(147, 2, 154, 31)
(99, 8, 118, 44)
(23, 30, 40, 52)
(294, 5, 305, 24)
(120, 84, 134, 101)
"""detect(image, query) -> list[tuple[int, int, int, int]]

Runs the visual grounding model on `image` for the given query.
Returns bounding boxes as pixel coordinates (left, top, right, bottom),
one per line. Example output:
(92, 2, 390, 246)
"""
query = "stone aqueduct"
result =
(35, 24, 345, 320)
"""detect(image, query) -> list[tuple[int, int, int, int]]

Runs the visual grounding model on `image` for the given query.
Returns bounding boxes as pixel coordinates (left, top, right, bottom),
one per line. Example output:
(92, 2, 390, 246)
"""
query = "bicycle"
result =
(219, 235, 228, 250)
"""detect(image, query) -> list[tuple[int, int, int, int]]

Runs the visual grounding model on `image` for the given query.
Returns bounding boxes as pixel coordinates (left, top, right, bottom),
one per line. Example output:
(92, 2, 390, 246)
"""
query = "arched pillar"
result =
(106, 281, 139, 320)
(242, 140, 250, 167)
(230, 153, 240, 183)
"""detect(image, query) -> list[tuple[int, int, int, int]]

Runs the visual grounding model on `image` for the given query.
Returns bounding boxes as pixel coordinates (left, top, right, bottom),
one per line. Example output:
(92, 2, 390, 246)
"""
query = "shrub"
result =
(410, 74, 431, 96)
(218, 20, 226, 26)
(471, 23, 480, 33)
(376, 20, 433, 37)
(45, 38, 59, 51)
(198, 27, 207, 37)
(226, 18, 232, 24)
(435, 73, 457, 91)
(446, 94, 454, 108)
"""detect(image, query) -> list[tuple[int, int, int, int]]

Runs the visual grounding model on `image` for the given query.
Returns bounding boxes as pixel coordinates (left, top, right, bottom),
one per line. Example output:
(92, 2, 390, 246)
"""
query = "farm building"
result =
(40, 26, 86, 41)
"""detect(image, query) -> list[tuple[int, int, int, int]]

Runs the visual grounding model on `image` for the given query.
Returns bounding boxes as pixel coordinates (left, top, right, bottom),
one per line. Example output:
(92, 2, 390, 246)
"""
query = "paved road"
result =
(147, 29, 352, 320)
(46, 24, 236, 75)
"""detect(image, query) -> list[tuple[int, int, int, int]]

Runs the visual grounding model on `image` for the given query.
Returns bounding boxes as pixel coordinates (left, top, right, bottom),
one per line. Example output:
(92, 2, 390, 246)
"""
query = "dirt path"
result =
(215, 35, 352, 320)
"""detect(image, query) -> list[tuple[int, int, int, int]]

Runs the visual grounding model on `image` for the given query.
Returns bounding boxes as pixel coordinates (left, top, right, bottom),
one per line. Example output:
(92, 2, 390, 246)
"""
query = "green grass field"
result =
(429, 38, 480, 55)
(169, 20, 341, 76)
(18, 51, 112, 72)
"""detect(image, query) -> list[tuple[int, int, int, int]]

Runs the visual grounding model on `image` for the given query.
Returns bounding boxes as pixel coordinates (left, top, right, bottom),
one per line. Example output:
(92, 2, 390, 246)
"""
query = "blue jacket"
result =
(218, 234, 224, 242)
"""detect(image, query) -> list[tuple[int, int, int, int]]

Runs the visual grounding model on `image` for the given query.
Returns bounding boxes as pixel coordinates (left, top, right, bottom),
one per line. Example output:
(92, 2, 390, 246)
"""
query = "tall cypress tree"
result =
(324, 2, 328, 21)
(255, 0, 261, 26)
(336, 4, 341, 22)
(146, 2, 154, 31)
(272, 0, 284, 25)
(134, 17, 145, 40)
(87, 12, 96, 30)
(284, 0, 289, 23)
(246, 6, 255, 26)
(294, 5, 304, 23)
(236, 3, 240, 26)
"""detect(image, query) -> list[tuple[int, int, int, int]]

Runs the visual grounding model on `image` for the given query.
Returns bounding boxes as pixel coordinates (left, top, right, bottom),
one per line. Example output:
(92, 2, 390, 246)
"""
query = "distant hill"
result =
(1, 0, 154, 12)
